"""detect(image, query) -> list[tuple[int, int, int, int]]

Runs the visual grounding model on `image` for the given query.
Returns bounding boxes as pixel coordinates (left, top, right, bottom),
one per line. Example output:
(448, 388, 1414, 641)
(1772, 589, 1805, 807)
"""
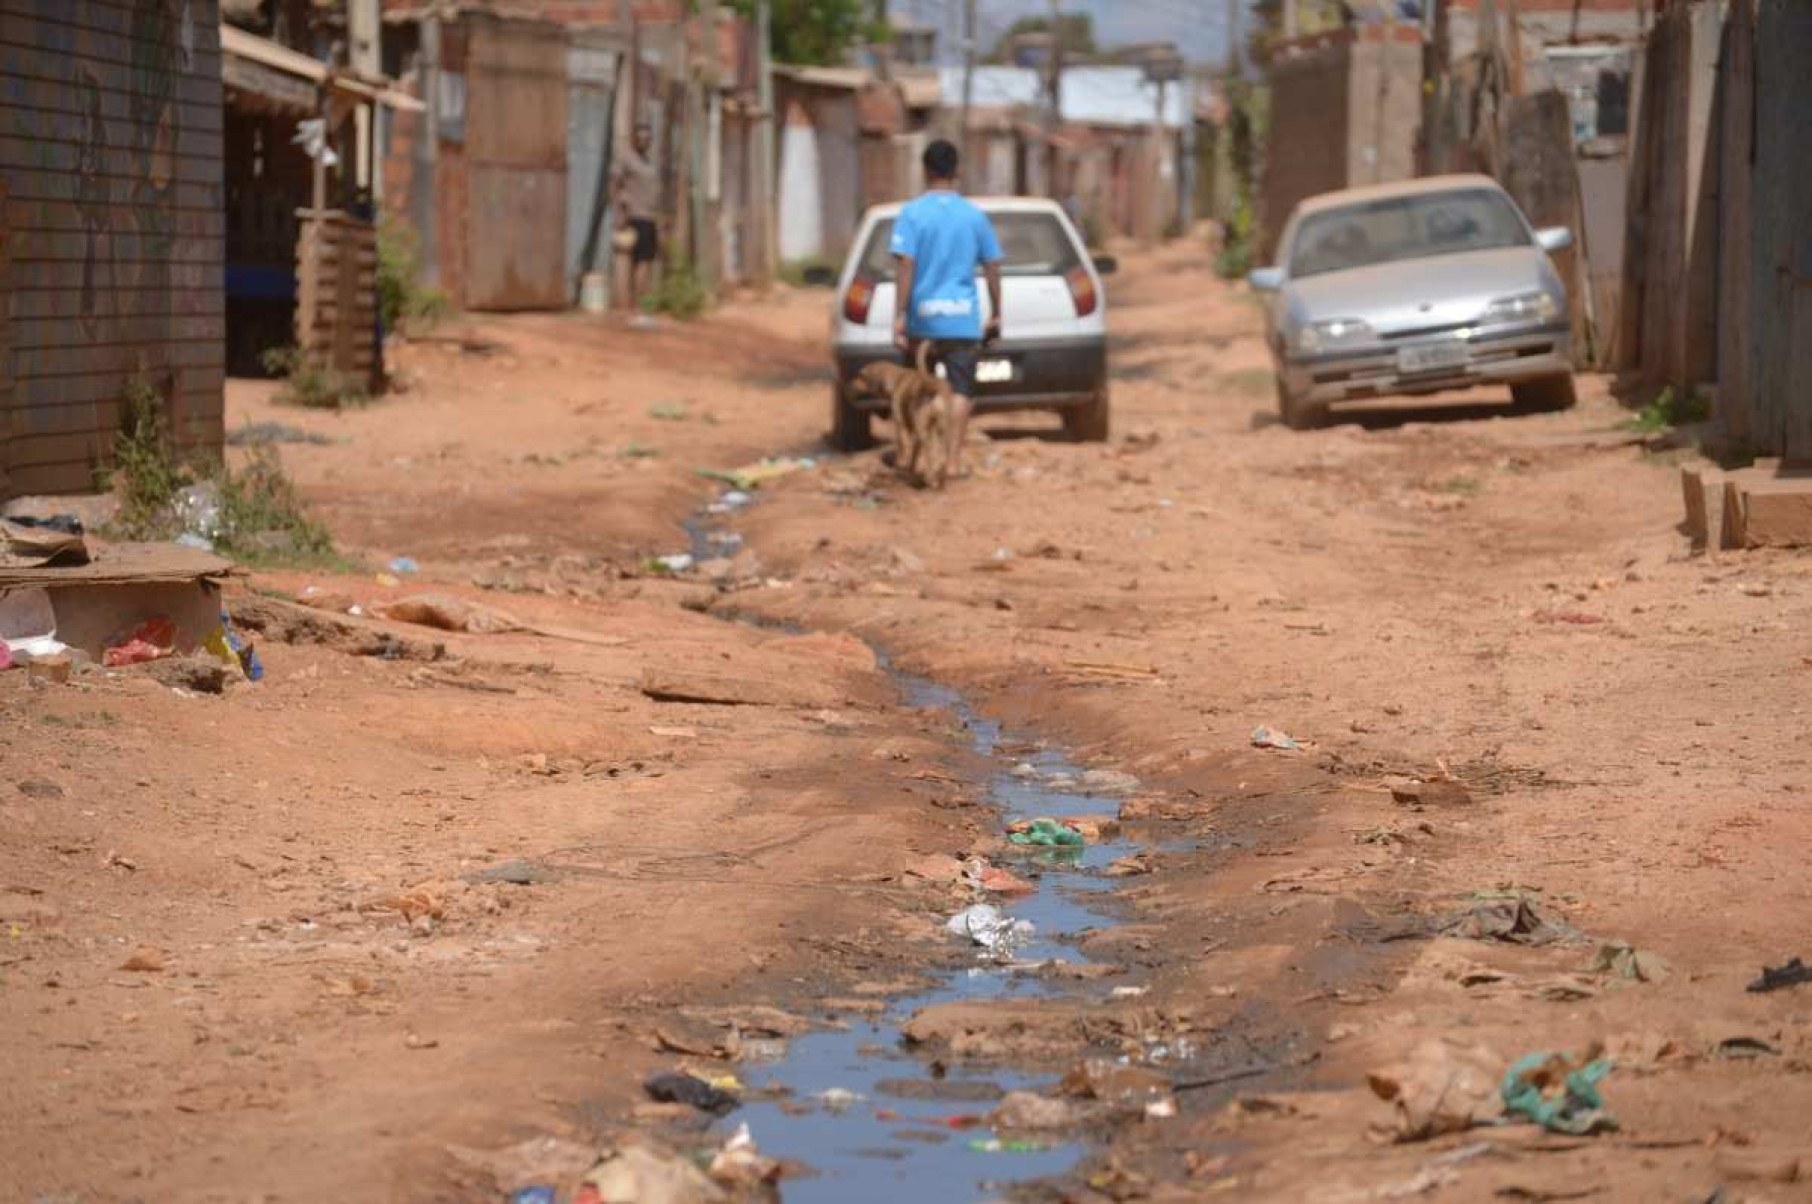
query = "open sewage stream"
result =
(675, 484, 1155, 1201)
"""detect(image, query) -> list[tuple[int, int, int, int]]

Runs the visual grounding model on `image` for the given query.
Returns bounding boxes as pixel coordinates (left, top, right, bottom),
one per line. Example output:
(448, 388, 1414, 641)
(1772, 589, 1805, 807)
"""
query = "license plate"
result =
(975, 358, 1014, 384)
(1396, 341, 1469, 376)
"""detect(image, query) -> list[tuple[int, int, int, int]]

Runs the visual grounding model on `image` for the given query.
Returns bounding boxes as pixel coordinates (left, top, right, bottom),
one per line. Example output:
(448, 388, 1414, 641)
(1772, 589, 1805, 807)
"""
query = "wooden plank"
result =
(1680, 464, 1722, 550)
(1741, 481, 1812, 548)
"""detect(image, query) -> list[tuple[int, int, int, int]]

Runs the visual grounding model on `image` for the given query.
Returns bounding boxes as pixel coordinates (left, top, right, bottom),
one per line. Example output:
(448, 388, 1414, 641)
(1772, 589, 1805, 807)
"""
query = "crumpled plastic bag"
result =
(946, 903, 1034, 960)
(104, 615, 177, 667)
(1501, 1048, 1617, 1135)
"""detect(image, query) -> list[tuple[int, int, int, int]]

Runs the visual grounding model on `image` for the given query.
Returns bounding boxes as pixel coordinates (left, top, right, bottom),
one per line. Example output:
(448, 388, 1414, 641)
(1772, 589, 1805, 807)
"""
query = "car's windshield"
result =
(857, 212, 1081, 282)
(1288, 188, 1531, 278)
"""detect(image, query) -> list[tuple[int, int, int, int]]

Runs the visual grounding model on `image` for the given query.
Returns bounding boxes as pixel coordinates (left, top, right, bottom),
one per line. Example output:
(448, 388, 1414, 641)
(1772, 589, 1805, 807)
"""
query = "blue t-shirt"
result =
(890, 192, 1004, 341)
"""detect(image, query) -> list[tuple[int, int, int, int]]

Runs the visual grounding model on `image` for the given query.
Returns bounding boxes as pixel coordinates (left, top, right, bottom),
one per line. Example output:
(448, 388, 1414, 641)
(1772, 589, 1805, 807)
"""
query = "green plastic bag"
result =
(1008, 818, 1084, 848)
(1501, 1051, 1617, 1135)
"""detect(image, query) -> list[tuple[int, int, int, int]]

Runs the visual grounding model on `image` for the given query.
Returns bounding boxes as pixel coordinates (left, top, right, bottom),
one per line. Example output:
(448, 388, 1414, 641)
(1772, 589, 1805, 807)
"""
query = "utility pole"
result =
(961, 0, 977, 159)
(416, 10, 441, 285)
(1282, 0, 1298, 41)
(1045, 0, 1062, 196)
(753, 0, 776, 284)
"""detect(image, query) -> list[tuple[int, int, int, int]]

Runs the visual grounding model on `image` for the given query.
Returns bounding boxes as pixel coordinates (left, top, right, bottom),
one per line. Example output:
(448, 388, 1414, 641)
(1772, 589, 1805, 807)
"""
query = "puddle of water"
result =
(728, 665, 1143, 1202)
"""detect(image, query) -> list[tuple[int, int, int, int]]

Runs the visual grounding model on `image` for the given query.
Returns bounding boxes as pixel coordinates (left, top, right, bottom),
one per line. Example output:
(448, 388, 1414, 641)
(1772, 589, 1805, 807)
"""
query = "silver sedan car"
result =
(1249, 174, 1576, 430)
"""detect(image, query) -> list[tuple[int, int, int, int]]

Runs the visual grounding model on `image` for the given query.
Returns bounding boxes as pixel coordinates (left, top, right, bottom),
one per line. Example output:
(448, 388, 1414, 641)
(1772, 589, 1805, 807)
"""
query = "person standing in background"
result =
(612, 123, 661, 315)
(890, 139, 1004, 482)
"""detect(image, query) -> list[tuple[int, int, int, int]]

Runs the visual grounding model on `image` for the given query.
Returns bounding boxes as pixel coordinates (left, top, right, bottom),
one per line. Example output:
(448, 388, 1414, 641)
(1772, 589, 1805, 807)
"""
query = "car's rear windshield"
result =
(856, 211, 1082, 282)
(1288, 188, 1531, 278)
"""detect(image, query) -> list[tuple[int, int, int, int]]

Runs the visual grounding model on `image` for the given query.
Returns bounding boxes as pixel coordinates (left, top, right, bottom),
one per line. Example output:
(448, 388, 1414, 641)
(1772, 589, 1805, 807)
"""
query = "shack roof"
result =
(936, 65, 1188, 129)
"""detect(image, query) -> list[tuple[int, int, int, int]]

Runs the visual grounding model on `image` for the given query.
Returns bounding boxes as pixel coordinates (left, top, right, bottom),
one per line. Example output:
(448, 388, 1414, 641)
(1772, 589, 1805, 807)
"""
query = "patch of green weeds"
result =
(377, 217, 452, 331)
(1434, 475, 1482, 496)
(1626, 385, 1711, 433)
(642, 258, 710, 320)
(619, 442, 661, 460)
(261, 347, 369, 411)
(649, 402, 690, 421)
(102, 374, 343, 569)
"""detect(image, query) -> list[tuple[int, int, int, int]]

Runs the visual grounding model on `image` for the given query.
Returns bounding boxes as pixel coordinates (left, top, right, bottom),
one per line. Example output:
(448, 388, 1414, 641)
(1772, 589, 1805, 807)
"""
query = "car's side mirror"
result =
(1534, 226, 1574, 253)
(1092, 254, 1119, 276)
(1247, 266, 1285, 292)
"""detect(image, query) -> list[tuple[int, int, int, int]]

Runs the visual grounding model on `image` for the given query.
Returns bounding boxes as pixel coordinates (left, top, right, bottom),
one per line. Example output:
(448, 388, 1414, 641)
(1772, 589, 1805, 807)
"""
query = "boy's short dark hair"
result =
(923, 139, 960, 179)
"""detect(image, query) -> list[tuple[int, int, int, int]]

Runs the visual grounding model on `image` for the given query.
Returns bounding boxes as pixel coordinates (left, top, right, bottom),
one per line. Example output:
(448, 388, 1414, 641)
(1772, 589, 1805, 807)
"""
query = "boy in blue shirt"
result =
(890, 139, 1003, 482)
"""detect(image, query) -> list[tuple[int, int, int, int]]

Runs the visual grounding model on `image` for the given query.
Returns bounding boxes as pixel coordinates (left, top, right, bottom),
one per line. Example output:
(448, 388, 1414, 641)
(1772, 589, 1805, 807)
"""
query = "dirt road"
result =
(5, 245, 1810, 1203)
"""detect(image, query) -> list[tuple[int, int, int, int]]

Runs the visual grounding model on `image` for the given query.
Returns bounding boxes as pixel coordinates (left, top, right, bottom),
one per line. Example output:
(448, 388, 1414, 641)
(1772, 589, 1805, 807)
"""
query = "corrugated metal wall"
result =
(464, 14, 566, 311)
(1, 0, 225, 499)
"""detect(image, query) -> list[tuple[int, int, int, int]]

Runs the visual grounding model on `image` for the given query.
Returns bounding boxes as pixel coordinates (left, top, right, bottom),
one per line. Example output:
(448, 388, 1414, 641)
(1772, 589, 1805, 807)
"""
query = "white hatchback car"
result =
(830, 196, 1114, 449)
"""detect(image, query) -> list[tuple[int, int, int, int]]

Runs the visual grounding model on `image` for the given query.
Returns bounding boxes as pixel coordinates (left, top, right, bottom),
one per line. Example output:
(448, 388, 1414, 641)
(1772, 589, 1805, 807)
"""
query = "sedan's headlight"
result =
(1483, 291, 1560, 324)
(1295, 318, 1376, 355)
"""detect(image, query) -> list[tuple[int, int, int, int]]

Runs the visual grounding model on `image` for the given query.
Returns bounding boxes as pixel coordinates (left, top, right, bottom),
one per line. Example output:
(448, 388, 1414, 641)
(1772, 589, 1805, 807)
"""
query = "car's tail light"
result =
(1065, 266, 1098, 318)
(843, 275, 876, 324)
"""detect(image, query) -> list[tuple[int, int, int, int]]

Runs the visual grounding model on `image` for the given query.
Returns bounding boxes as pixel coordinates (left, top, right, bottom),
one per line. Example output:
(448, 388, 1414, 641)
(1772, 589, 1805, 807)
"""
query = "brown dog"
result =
(853, 342, 953, 489)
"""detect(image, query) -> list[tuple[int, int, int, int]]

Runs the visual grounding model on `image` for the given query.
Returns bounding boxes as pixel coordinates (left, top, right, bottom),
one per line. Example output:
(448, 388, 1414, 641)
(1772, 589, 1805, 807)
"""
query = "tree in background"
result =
(728, 0, 885, 66)
(986, 13, 1098, 64)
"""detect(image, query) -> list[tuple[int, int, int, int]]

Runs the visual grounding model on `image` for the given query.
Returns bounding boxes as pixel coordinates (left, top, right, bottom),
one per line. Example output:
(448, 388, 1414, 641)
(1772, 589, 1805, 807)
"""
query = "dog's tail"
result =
(915, 339, 935, 377)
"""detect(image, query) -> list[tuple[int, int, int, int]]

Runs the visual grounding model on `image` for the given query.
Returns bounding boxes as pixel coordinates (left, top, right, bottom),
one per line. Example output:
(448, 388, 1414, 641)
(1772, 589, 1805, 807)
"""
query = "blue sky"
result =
(891, 0, 1241, 66)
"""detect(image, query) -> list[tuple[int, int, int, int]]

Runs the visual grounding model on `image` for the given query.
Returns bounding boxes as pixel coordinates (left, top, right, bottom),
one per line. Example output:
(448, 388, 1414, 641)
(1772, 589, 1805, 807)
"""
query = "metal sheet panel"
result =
(463, 13, 567, 310)
(0, 0, 225, 499)
(466, 166, 566, 311)
(565, 43, 617, 299)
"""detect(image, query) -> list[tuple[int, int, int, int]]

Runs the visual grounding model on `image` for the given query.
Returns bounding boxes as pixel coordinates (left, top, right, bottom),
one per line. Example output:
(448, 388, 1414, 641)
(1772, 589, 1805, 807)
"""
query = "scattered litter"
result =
(1367, 1038, 1503, 1141)
(1007, 817, 1085, 848)
(1589, 941, 1671, 983)
(816, 1087, 862, 1111)
(1500, 1048, 1616, 1135)
(511, 1188, 557, 1204)
(0, 587, 56, 652)
(577, 1144, 726, 1204)
(1444, 896, 1584, 947)
(172, 482, 222, 544)
(707, 1124, 780, 1190)
(1110, 985, 1149, 999)
(388, 556, 420, 575)
(1748, 957, 1812, 994)
(375, 594, 521, 634)
(643, 1071, 740, 1115)
(945, 903, 1035, 960)
(1251, 725, 1302, 751)
(103, 615, 177, 667)
(967, 1137, 1050, 1154)
(1714, 1035, 1779, 1060)
(697, 457, 815, 492)
(652, 553, 695, 574)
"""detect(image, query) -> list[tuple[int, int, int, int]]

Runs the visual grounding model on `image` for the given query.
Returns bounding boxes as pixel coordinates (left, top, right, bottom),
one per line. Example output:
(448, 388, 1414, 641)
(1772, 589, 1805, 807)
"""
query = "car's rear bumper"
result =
(1283, 322, 1572, 406)
(836, 337, 1107, 412)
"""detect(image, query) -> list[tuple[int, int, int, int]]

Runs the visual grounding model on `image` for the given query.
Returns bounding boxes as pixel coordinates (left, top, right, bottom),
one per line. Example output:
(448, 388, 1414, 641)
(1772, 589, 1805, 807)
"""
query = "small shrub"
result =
(377, 218, 451, 331)
(102, 374, 339, 568)
(1628, 385, 1711, 432)
(261, 347, 369, 411)
(109, 376, 187, 539)
(643, 258, 710, 320)
(1214, 196, 1259, 280)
